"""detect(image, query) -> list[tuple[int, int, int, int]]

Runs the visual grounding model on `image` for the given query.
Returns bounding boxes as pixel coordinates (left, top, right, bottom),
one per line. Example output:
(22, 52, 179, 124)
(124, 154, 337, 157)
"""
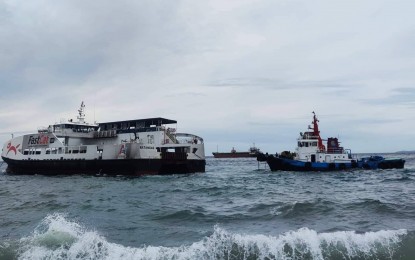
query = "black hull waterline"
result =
(1, 157, 206, 176)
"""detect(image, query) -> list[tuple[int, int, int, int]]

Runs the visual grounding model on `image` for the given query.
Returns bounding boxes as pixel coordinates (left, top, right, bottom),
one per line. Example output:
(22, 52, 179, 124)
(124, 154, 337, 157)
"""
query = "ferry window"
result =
(23, 150, 29, 155)
(35, 149, 41, 155)
(52, 148, 57, 154)
(305, 142, 309, 147)
(298, 142, 302, 147)
(73, 150, 79, 154)
(46, 149, 51, 154)
(312, 142, 317, 146)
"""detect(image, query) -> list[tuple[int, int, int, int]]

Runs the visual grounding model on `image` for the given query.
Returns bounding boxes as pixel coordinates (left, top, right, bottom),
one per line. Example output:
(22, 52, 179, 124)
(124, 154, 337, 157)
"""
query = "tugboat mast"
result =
(310, 111, 325, 152)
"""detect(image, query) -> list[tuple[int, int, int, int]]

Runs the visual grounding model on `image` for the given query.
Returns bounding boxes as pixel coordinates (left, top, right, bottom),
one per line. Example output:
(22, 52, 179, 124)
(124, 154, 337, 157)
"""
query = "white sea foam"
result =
(18, 213, 407, 260)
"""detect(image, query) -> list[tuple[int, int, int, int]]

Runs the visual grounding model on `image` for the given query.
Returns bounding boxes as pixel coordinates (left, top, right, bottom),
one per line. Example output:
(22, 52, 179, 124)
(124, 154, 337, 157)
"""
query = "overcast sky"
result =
(1, 0, 414, 154)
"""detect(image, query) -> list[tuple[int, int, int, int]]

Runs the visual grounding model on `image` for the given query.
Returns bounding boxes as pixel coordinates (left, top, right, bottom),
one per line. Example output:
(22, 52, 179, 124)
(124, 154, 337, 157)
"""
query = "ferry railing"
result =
(38, 126, 50, 134)
(165, 130, 178, 144)
(175, 133, 204, 145)
(93, 130, 117, 138)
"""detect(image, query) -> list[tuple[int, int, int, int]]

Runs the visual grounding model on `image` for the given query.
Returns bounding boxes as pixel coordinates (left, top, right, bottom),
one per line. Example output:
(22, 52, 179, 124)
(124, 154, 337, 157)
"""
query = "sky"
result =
(0, 0, 414, 155)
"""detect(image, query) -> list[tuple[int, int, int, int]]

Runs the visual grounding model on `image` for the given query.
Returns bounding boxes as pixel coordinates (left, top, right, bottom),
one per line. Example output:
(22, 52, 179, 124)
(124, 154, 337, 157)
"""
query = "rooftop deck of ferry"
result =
(50, 118, 177, 134)
(99, 117, 177, 133)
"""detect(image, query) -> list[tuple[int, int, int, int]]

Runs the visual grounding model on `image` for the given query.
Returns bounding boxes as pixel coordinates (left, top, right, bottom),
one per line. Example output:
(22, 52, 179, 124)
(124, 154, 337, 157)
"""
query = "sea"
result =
(0, 153, 415, 260)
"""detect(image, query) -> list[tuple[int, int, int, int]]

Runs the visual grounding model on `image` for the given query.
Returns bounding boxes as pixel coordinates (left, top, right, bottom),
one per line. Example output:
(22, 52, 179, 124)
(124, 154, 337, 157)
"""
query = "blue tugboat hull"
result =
(262, 155, 404, 172)
(358, 156, 405, 170)
(265, 155, 357, 171)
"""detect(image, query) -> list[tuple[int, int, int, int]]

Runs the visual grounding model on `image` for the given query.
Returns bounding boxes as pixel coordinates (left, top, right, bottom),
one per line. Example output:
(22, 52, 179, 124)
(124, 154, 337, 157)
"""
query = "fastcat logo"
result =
(28, 135, 49, 145)
(6, 143, 20, 155)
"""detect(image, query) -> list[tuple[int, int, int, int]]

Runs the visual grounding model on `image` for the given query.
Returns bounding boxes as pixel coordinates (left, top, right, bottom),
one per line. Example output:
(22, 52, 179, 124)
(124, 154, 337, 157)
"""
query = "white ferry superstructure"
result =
(1, 102, 206, 175)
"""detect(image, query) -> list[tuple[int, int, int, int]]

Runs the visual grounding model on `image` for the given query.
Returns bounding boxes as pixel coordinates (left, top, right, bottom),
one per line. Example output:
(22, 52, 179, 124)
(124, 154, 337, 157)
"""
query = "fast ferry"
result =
(257, 112, 405, 171)
(1, 102, 206, 175)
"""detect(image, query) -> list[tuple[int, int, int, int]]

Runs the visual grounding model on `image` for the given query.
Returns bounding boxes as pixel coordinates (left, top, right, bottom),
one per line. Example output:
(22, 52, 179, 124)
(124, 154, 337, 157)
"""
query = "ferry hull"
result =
(261, 155, 405, 172)
(1, 157, 206, 176)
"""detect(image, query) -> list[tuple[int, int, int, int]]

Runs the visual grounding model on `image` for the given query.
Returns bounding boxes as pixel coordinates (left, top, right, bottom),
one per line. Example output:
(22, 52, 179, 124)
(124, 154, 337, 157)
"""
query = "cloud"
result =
(207, 77, 358, 93)
(360, 87, 415, 108)
(0, 0, 414, 153)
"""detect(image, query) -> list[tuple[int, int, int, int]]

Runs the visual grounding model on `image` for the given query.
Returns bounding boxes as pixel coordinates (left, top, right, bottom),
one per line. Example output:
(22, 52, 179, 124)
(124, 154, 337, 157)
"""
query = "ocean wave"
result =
(271, 199, 335, 217)
(8, 213, 412, 260)
(381, 175, 413, 183)
(151, 209, 207, 221)
(349, 199, 403, 215)
(149, 208, 252, 223)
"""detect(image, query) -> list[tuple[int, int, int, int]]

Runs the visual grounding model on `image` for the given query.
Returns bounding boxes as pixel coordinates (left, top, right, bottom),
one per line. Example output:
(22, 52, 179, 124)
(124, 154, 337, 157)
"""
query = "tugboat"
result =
(1, 102, 206, 175)
(257, 112, 405, 171)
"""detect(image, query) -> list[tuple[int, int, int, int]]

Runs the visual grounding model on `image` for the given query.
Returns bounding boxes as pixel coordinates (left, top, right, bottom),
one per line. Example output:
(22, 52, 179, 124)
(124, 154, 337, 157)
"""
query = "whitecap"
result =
(17, 214, 408, 260)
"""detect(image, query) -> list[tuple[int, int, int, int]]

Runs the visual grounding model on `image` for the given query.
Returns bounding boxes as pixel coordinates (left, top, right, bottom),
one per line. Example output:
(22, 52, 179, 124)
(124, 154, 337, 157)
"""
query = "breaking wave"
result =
(2, 213, 413, 260)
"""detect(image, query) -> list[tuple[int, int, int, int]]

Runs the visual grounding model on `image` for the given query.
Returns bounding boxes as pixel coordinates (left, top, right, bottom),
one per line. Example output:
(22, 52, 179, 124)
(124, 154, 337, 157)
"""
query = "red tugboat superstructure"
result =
(257, 112, 405, 171)
(311, 112, 326, 152)
(1, 102, 206, 175)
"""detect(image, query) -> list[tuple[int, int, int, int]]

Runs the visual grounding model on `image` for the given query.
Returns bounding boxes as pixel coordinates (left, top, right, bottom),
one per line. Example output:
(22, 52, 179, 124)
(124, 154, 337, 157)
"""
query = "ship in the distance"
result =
(1, 102, 206, 175)
(212, 145, 260, 158)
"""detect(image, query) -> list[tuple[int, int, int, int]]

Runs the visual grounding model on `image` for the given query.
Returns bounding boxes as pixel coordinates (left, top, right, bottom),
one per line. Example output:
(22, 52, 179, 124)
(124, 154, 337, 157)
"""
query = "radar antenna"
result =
(77, 101, 86, 123)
